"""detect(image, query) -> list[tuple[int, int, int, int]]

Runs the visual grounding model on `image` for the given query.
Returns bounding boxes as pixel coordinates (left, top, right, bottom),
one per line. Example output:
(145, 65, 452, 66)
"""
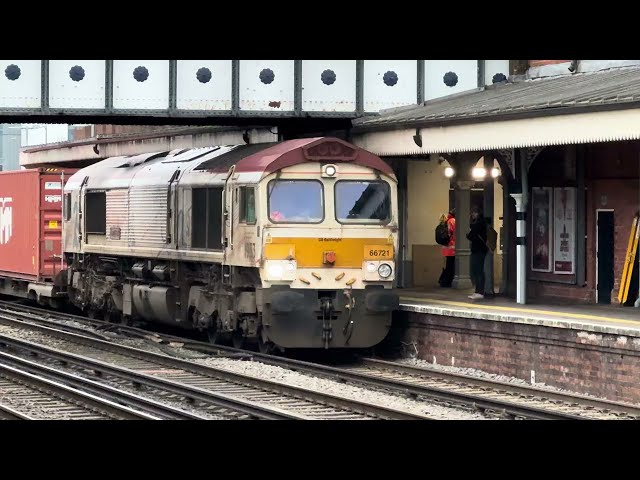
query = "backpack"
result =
(435, 221, 450, 246)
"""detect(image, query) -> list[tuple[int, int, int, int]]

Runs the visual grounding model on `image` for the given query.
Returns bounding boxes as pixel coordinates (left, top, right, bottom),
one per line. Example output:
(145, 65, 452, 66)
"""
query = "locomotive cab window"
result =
(85, 191, 106, 234)
(268, 180, 324, 223)
(239, 187, 256, 224)
(335, 181, 391, 224)
(192, 187, 223, 250)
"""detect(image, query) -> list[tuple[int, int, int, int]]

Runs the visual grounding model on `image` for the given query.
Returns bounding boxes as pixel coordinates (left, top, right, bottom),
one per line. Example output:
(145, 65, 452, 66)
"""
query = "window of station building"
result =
(192, 187, 223, 250)
(268, 180, 324, 224)
(85, 191, 106, 235)
(64, 193, 72, 221)
(335, 181, 391, 224)
(239, 187, 256, 224)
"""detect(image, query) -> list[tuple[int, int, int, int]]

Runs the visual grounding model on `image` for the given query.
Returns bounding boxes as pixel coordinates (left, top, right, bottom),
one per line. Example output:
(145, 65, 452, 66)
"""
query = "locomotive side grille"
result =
(128, 187, 168, 247)
(106, 189, 129, 243)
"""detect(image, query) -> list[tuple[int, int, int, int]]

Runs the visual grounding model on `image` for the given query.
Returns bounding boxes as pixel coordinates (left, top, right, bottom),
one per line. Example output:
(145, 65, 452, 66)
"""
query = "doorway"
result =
(596, 210, 615, 304)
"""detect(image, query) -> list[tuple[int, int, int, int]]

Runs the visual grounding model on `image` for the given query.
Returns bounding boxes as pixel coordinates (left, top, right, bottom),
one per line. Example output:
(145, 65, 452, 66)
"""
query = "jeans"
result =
(484, 251, 494, 295)
(470, 251, 486, 295)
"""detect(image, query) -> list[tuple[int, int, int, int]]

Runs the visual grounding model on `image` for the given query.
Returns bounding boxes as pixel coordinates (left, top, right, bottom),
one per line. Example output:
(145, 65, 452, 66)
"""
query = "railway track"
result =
(335, 358, 640, 420)
(0, 309, 430, 420)
(0, 355, 164, 420)
(4, 300, 637, 419)
(211, 351, 640, 419)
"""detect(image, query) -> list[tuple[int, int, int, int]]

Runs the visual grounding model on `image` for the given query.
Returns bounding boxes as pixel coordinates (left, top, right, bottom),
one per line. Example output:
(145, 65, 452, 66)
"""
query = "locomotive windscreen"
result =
(335, 181, 390, 223)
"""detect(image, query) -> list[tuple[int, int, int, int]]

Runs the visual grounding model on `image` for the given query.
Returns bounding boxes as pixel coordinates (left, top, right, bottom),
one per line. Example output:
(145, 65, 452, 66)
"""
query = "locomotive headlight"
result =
(366, 262, 377, 272)
(378, 263, 392, 279)
(264, 260, 297, 281)
(322, 164, 337, 177)
(267, 264, 284, 279)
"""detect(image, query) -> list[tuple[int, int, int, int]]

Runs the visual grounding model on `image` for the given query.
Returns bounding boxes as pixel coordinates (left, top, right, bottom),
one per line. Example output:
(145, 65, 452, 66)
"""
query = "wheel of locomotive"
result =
(191, 308, 231, 345)
(258, 338, 277, 355)
(207, 328, 232, 345)
(87, 308, 98, 319)
(102, 295, 120, 323)
(103, 310, 122, 324)
(257, 329, 276, 355)
(232, 330, 247, 350)
(199, 310, 231, 346)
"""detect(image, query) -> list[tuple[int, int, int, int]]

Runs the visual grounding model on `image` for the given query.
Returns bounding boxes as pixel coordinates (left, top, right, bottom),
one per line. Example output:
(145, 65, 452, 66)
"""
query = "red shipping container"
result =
(0, 168, 76, 282)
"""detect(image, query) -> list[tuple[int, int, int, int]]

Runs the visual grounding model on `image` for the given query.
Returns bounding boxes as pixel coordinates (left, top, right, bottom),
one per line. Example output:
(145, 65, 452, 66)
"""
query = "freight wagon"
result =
(0, 168, 75, 306)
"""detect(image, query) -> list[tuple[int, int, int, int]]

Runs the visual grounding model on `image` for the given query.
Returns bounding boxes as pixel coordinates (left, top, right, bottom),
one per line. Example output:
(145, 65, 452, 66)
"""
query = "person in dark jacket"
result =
(466, 208, 488, 300)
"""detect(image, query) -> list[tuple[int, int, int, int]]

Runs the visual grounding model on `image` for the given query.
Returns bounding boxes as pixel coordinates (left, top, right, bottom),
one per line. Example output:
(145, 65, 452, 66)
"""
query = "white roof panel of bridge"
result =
(0, 60, 509, 120)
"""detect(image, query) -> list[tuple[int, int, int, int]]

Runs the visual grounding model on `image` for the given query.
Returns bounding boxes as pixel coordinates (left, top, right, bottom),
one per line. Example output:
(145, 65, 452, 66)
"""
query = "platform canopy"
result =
(351, 66, 640, 155)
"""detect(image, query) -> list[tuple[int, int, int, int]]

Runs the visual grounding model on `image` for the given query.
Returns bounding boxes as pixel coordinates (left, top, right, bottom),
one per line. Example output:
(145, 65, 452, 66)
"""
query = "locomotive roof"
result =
(65, 137, 396, 190)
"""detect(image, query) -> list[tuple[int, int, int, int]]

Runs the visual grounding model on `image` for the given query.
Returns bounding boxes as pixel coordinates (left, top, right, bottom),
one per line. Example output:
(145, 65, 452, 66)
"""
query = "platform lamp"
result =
(470, 166, 501, 180)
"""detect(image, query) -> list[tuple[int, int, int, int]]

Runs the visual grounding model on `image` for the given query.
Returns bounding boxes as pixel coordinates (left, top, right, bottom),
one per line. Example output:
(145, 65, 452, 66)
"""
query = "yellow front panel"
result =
(264, 243, 296, 260)
(268, 237, 393, 268)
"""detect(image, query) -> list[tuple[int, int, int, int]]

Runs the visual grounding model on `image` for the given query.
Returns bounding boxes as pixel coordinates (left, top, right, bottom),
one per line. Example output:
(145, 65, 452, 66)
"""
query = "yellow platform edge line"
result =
(399, 296, 640, 327)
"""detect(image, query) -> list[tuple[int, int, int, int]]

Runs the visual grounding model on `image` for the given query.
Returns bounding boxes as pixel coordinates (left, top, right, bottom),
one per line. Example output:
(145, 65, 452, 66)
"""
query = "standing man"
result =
(439, 209, 456, 288)
(484, 217, 498, 297)
(467, 208, 488, 300)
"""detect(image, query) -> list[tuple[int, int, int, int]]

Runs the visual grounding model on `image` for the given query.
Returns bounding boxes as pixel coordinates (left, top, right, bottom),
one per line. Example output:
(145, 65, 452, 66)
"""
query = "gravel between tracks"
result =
(0, 324, 490, 419)
(0, 392, 61, 419)
(189, 356, 489, 419)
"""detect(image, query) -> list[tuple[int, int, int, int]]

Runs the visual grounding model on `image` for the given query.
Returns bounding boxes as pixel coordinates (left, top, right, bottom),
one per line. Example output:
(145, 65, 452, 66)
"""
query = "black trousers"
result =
(470, 251, 486, 294)
(440, 256, 455, 287)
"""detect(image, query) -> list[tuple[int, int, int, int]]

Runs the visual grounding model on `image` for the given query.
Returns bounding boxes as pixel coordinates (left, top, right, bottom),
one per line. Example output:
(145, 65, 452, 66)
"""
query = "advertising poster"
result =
(553, 187, 576, 274)
(531, 187, 553, 272)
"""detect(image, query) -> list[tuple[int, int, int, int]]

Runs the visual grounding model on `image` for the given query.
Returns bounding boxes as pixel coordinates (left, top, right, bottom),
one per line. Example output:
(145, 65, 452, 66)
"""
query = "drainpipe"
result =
(509, 150, 529, 304)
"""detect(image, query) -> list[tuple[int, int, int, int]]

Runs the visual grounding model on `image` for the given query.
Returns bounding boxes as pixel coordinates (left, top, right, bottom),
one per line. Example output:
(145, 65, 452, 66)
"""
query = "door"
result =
(597, 210, 615, 304)
(40, 173, 66, 280)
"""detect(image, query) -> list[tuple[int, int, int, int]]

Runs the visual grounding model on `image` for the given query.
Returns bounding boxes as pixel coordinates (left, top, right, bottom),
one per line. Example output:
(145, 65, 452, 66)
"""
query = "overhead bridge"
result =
(0, 60, 509, 124)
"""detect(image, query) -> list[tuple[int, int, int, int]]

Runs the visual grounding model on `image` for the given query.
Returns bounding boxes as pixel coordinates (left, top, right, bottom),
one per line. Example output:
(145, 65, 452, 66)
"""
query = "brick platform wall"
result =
(396, 311, 640, 404)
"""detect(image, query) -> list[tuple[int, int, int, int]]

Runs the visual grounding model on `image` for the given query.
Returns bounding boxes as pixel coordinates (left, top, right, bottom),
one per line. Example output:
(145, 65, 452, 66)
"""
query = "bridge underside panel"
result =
(0, 60, 509, 122)
(49, 60, 106, 109)
(177, 60, 232, 111)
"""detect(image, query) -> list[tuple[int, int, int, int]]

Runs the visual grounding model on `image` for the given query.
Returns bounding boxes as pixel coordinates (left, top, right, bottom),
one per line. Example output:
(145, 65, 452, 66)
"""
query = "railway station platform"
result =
(399, 288, 640, 336)
(393, 288, 640, 405)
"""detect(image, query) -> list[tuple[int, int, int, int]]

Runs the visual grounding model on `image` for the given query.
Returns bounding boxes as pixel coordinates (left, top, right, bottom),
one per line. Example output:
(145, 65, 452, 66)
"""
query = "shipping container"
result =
(0, 168, 76, 284)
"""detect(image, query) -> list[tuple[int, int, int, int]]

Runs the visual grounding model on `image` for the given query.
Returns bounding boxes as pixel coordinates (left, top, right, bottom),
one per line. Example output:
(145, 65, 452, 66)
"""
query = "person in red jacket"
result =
(439, 209, 456, 288)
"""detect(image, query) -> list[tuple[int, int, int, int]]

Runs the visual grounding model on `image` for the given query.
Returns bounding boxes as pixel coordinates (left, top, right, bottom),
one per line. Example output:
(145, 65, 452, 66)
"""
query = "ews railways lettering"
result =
(0, 197, 12, 245)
